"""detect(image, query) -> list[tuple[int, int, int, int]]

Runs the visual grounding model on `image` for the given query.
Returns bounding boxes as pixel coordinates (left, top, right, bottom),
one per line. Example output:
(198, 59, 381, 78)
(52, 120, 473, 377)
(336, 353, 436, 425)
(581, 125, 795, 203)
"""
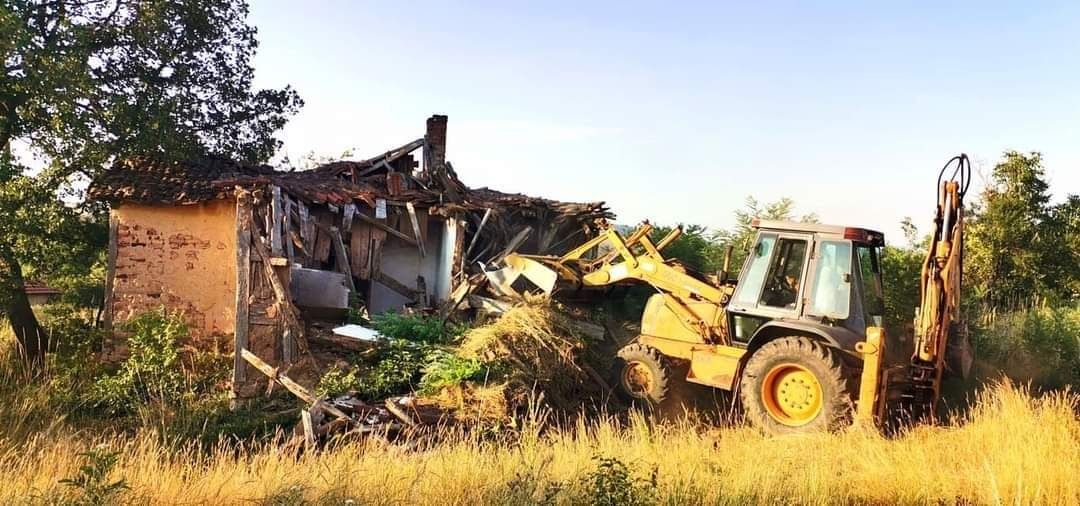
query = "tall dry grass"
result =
(0, 382, 1075, 505)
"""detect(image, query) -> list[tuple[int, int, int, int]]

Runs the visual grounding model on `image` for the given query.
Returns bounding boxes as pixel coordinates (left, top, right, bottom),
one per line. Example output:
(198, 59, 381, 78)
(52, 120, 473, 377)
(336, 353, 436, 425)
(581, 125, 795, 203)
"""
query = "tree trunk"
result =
(1, 250, 47, 370)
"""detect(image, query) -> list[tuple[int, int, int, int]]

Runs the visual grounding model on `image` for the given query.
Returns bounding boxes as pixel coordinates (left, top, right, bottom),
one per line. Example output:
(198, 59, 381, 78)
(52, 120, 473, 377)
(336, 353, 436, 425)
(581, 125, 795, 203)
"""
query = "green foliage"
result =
(361, 339, 432, 399)
(315, 364, 362, 398)
(578, 455, 657, 506)
(972, 306, 1080, 388)
(419, 349, 485, 394)
(966, 151, 1078, 310)
(160, 394, 298, 449)
(711, 196, 819, 274)
(89, 309, 188, 415)
(58, 448, 129, 506)
(649, 224, 723, 273)
(881, 244, 924, 336)
(371, 311, 464, 344)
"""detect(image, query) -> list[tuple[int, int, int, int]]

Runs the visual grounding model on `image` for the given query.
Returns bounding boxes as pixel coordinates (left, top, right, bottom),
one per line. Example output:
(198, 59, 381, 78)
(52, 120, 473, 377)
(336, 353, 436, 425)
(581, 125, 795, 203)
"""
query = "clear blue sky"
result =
(249, 1, 1079, 241)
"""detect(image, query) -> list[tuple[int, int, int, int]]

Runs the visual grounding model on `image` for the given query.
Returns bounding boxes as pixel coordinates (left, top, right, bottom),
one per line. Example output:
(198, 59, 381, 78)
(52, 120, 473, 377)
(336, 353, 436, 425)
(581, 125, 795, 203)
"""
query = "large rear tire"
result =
(615, 343, 674, 405)
(739, 336, 852, 434)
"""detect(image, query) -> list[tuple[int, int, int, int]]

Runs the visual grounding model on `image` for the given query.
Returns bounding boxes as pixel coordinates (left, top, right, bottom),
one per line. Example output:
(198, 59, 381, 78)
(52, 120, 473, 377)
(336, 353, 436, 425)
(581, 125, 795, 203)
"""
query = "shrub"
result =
(360, 339, 431, 399)
(89, 309, 188, 415)
(577, 455, 656, 506)
(973, 306, 1080, 388)
(58, 447, 129, 506)
(315, 365, 362, 398)
(418, 349, 484, 394)
(371, 312, 464, 344)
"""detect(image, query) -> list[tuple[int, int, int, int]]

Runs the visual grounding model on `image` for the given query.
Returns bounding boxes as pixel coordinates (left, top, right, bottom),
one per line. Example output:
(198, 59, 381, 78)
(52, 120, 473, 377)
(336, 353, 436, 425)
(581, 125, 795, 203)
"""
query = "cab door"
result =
(726, 232, 813, 344)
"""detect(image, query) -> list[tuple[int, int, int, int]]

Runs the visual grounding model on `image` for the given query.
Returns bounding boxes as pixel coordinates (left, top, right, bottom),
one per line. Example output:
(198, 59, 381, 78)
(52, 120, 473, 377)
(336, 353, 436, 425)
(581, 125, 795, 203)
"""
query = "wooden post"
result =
(270, 186, 284, 257)
(331, 226, 356, 292)
(283, 197, 296, 262)
(233, 193, 252, 390)
(406, 202, 426, 257)
(355, 212, 417, 246)
(299, 202, 313, 265)
(301, 409, 317, 450)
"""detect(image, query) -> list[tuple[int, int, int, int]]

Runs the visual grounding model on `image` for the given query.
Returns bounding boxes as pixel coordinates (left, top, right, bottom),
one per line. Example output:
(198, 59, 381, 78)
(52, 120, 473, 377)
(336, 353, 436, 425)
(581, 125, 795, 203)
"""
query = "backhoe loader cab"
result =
(727, 219, 886, 351)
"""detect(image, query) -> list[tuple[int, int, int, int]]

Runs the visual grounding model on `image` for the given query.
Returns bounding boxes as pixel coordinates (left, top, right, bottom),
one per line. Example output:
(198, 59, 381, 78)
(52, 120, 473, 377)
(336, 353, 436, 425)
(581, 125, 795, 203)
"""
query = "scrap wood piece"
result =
(384, 397, 418, 428)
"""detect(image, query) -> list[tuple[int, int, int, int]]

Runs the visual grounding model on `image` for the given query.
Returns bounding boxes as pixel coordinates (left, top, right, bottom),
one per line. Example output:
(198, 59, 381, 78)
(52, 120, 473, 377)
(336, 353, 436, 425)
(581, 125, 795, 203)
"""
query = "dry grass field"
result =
(0, 381, 1076, 505)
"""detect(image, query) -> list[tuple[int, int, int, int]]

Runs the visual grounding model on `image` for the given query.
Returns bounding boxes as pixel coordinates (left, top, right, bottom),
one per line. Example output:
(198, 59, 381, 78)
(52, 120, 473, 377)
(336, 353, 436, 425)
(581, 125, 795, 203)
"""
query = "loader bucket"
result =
(485, 254, 560, 298)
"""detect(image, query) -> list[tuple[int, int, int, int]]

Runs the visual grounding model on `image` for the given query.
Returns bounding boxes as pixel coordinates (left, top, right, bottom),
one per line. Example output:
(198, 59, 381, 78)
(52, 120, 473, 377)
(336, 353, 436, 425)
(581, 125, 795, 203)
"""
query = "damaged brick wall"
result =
(108, 201, 238, 340)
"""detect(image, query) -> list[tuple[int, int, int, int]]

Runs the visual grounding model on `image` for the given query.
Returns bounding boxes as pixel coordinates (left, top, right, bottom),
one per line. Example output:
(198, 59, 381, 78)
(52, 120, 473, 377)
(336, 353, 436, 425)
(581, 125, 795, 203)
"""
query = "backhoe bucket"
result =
(946, 325, 974, 379)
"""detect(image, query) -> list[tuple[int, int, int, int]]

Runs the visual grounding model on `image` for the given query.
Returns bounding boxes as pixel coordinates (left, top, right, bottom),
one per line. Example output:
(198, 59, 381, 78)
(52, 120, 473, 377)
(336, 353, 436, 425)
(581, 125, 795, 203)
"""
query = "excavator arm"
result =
(857, 154, 974, 425)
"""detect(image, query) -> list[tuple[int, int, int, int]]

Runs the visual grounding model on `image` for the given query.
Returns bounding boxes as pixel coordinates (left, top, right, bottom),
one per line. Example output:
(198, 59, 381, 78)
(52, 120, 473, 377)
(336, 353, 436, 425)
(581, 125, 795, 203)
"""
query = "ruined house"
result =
(89, 115, 612, 396)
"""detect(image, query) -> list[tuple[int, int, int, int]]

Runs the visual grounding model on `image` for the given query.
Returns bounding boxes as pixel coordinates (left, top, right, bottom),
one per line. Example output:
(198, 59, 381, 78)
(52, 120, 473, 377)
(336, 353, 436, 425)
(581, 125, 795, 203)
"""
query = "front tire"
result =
(739, 336, 852, 434)
(615, 343, 674, 405)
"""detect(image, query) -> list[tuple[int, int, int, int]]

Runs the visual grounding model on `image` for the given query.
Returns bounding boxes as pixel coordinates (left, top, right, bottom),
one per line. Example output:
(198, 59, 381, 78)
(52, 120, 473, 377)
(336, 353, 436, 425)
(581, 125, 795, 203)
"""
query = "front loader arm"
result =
(494, 224, 733, 343)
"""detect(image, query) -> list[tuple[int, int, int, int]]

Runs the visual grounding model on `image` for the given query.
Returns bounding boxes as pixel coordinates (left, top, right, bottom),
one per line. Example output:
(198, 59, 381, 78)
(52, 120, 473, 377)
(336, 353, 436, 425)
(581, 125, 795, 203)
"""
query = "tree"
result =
(966, 151, 1074, 310)
(1, 0, 302, 368)
(711, 196, 819, 274)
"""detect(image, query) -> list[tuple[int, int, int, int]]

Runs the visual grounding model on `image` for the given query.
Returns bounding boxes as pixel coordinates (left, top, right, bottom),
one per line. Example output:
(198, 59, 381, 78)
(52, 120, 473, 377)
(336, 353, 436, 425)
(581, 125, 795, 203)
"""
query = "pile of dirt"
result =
(435, 298, 612, 421)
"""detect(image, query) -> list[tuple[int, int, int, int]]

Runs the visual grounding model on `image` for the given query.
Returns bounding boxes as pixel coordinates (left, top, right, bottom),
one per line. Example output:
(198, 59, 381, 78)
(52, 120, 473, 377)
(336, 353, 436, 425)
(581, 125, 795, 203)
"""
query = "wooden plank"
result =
(355, 212, 417, 246)
(233, 193, 252, 388)
(375, 271, 418, 299)
(350, 223, 372, 280)
(342, 204, 356, 233)
(331, 226, 356, 292)
(366, 228, 387, 304)
(313, 212, 333, 264)
(270, 186, 284, 256)
(102, 211, 119, 331)
(406, 202, 426, 257)
(239, 348, 350, 420)
(301, 409, 317, 450)
(493, 226, 532, 263)
(464, 208, 492, 259)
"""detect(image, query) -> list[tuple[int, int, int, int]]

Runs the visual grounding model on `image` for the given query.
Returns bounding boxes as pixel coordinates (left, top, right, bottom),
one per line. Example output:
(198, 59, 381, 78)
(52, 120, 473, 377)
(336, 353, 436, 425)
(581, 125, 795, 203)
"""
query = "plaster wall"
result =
(110, 200, 237, 338)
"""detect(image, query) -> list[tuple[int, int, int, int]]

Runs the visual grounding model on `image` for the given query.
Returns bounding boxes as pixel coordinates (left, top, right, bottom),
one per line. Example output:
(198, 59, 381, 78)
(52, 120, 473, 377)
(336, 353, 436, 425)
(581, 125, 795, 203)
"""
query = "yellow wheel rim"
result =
(622, 361, 655, 398)
(761, 363, 823, 426)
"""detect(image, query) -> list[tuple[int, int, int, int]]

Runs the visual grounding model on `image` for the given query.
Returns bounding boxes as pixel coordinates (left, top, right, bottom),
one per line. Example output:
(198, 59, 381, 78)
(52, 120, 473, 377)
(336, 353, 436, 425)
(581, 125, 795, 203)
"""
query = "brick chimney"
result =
(425, 114, 448, 170)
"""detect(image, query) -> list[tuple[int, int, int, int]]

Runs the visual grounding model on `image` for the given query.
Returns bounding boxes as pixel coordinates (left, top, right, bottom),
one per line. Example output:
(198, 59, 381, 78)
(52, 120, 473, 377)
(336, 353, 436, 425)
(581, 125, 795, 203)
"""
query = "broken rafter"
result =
(354, 212, 417, 246)
(406, 202, 426, 257)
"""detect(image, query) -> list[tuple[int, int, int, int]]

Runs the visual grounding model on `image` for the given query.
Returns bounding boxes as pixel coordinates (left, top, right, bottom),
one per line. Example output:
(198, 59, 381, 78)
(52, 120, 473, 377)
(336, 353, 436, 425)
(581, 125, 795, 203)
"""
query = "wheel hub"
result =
(622, 361, 655, 397)
(761, 363, 823, 426)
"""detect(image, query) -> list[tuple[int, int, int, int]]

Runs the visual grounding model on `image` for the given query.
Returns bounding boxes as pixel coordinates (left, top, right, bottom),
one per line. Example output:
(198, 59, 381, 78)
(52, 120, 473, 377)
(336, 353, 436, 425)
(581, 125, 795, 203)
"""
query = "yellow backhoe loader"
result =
(492, 155, 973, 433)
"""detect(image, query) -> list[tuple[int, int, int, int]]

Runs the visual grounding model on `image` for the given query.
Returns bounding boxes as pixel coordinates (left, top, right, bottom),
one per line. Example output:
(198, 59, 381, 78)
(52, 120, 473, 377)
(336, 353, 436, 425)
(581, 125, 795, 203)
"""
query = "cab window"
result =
(759, 238, 808, 309)
(731, 234, 776, 307)
(807, 240, 852, 318)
